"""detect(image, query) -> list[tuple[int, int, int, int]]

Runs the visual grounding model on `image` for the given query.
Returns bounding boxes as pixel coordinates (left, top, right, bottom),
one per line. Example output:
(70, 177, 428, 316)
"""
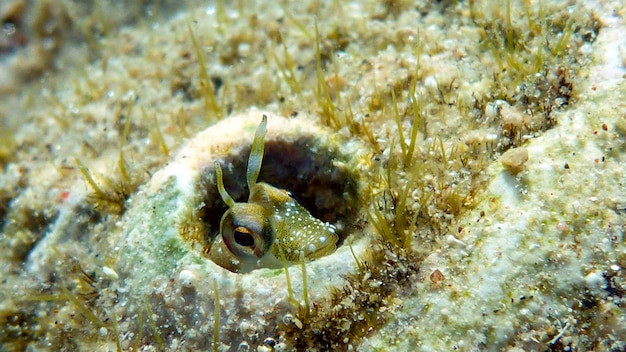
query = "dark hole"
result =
(200, 134, 364, 253)
(234, 230, 255, 247)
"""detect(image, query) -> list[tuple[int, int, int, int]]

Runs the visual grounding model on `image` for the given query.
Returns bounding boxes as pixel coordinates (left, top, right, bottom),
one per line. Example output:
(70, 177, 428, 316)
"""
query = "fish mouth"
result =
(306, 236, 339, 259)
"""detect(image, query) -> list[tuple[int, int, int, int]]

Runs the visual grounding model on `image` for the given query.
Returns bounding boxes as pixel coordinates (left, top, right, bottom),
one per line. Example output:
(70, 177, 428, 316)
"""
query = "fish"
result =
(214, 114, 338, 272)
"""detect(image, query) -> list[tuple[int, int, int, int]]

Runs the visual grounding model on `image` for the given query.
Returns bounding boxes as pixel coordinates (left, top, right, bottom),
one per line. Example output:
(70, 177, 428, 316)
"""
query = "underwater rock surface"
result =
(0, 0, 624, 351)
(114, 111, 372, 349)
(18, 111, 375, 350)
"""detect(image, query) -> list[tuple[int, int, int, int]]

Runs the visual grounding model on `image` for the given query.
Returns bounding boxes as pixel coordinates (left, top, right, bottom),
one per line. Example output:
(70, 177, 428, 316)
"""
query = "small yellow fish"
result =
(214, 115, 338, 272)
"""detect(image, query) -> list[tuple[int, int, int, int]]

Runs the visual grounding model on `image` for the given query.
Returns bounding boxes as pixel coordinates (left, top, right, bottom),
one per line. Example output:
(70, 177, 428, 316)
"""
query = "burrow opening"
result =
(199, 134, 365, 255)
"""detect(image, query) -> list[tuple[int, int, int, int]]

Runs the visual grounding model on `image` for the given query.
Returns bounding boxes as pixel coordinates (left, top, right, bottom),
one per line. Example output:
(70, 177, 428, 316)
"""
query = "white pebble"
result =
(101, 266, 119, 280)
(584, 271, 604, 291)
(179, 270, 195, 288)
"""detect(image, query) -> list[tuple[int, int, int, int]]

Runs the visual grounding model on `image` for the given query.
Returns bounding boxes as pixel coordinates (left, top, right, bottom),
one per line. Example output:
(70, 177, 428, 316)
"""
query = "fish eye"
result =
(219, 205, 270, 263)
(233, 226, 256, 247)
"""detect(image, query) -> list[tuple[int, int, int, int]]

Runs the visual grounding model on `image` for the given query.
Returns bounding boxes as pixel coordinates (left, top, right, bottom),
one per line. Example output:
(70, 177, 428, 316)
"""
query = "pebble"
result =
(501, 147, 529, 174)
(101, 266, 119, 280)
(178, 269, 195, 288)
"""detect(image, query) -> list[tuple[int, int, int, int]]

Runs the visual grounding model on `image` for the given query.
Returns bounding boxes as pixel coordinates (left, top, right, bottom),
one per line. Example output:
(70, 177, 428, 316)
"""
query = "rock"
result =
(501, 147, 529, 174)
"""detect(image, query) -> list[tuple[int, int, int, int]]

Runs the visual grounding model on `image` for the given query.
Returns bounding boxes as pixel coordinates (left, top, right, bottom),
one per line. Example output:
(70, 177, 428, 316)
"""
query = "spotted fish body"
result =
(260, 184, 337, 262)
(214, 115, 338, 272)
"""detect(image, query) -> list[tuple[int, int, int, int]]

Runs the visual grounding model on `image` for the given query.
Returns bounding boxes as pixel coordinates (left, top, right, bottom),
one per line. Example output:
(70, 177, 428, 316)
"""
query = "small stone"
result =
(430, 269, 445, 285)
(293, 317, 303, 329)
(273, 342, 287, 352)
(282, 314, 294, 325)
(101, 266, 119, 280)
(501, 147, 529, 174)
(178, 270, 195, 288)
(584, 271, 605, 291)
(237, 341, 250, 352)
(263, 337, 276, 347)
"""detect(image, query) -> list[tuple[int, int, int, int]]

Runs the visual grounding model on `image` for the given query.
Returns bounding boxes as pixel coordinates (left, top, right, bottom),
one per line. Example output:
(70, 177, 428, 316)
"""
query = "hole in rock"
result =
(198, 134, 365, 263)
